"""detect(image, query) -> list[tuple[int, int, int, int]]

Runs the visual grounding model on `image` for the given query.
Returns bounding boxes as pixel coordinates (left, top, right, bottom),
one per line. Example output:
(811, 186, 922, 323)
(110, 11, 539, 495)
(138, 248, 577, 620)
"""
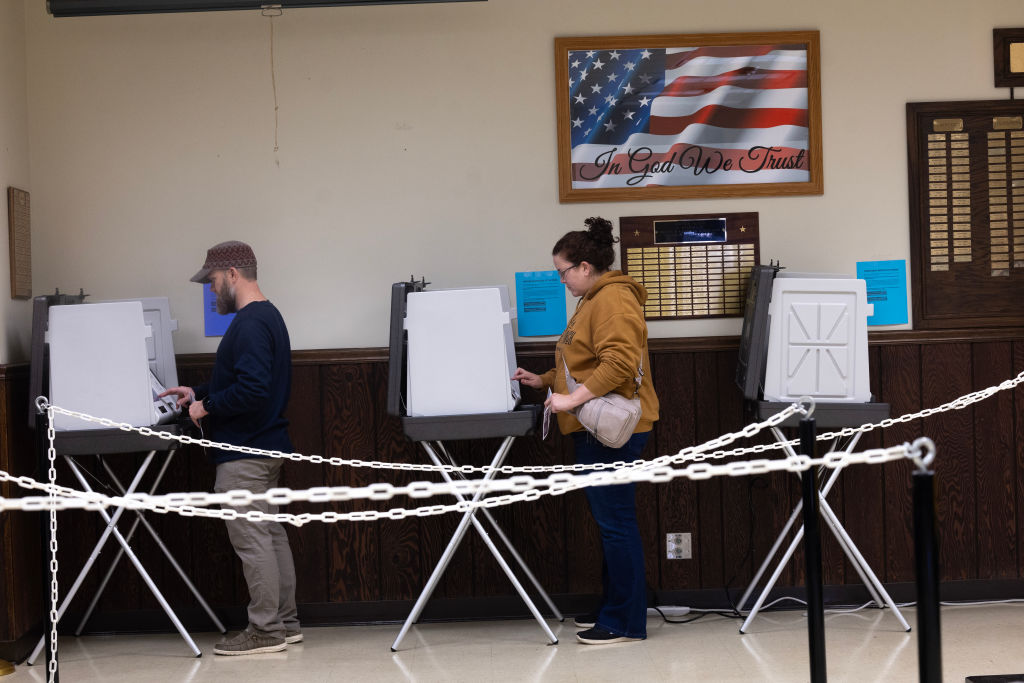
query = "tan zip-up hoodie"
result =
(538, 270, 660, 436)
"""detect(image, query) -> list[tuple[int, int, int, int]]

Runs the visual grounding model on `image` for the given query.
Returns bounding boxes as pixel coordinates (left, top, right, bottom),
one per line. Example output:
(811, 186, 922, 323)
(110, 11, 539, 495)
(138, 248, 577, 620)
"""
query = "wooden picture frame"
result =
(554, 30, 823, 203)
(993, 28, 1024, 88)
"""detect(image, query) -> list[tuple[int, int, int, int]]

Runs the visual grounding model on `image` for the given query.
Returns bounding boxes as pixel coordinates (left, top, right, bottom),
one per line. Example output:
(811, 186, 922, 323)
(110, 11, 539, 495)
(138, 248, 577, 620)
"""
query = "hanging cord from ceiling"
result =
(263, 4, 283, 163)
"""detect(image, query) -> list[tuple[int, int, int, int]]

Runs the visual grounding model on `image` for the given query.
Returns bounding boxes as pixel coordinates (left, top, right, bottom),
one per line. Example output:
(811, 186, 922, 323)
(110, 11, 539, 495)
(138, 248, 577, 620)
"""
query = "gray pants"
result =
(215, 458, 299, 638)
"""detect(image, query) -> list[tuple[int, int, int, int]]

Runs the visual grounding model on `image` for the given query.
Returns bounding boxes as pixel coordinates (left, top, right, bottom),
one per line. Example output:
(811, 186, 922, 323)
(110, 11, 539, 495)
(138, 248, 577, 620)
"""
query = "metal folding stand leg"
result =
(738, 433, 861, 624)
(28, 452, 202, 665)
(391, 436, 560, 651)
(72, 451, 226, 636)
(431, 441, 563, 624)
(738, 472, 886, 621)
(738, 429, 909, 634)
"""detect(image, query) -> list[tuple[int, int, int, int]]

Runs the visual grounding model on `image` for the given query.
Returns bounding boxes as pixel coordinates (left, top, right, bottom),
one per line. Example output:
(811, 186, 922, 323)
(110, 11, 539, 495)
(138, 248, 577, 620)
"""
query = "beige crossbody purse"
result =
(562, 356, 643, 449)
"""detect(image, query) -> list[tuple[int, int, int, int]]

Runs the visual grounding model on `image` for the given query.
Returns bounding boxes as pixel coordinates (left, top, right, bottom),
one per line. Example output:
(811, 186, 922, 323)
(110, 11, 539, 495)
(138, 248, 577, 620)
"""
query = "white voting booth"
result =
(49, 301, 163, 431)
(28, 295, 224, 664)
(762, 273, 872, 404)
(734, 267, 909, 634)
(387, 280, 557, 651)
(41, 297, 183, 433)
(404, 286, 520, 416)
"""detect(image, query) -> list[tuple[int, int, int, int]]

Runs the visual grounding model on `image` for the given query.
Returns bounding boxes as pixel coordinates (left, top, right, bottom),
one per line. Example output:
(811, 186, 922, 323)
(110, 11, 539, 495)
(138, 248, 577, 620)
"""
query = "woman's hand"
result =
(544, 392, 576, 414)
(545, 384, 596, 414)
(511, 367, 543, 389)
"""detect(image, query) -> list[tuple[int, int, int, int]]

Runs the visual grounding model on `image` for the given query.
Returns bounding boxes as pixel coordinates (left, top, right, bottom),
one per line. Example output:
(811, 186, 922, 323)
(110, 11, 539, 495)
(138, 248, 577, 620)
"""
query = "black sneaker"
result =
(576, 627, 643, 645)
(574, 612, 599, 628)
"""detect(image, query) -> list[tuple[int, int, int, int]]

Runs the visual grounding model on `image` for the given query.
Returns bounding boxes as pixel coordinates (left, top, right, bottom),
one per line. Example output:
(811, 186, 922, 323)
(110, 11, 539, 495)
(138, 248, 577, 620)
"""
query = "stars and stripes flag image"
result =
(566, 43, 813, 189)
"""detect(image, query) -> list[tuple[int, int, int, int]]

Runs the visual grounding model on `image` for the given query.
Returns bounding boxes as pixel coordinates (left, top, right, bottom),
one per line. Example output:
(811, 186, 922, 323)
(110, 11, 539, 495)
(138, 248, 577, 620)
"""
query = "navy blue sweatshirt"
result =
(195, 300, 293, 464)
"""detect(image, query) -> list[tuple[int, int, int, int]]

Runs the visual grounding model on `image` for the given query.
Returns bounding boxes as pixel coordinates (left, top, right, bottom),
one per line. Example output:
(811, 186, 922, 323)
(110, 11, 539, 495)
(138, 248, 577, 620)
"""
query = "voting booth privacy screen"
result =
(736, 266, 874, 405)
(404, 286, 520, 417)
(762, 273, 873, 403)
(387, 281, 540, 441)
(735, 264, 779, 402)
(43, 297, 181, 430)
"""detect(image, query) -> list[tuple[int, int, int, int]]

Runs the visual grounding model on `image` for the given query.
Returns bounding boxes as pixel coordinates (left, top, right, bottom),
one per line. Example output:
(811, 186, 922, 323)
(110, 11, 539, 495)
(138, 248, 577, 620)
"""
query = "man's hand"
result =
(188, 399, 208, 427)
(158, 386, 195, 409)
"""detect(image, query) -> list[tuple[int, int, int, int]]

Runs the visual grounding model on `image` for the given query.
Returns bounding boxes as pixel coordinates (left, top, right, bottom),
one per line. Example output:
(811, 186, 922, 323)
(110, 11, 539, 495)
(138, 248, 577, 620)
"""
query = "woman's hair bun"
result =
(552, 216, 618, 271)
(584, 216, 618, 245)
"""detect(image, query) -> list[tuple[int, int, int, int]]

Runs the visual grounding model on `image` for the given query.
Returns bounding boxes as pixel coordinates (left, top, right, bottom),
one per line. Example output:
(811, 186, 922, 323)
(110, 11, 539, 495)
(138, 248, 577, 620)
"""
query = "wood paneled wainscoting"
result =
(1, 330, 1023, 660)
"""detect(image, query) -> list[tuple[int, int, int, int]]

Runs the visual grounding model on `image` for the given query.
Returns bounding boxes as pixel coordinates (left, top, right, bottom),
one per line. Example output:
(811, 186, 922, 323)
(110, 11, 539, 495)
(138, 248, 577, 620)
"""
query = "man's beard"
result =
(215, 282, 236, 315)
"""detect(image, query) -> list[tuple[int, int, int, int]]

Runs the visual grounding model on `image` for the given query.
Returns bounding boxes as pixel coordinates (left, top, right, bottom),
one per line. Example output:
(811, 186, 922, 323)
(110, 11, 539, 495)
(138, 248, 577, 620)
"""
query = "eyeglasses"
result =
(557, 263, 579, 279)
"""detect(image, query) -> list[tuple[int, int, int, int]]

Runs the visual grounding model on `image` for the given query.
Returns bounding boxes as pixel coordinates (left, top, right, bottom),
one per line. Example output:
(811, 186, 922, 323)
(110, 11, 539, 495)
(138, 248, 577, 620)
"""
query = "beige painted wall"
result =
(19, 0, 1024, 354)
(1, 2, 31, 363)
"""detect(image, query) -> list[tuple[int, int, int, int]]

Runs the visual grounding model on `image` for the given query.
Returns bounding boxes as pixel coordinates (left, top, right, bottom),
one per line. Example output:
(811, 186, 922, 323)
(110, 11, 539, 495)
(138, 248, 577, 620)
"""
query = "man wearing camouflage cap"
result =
(161, 240, 301, 655)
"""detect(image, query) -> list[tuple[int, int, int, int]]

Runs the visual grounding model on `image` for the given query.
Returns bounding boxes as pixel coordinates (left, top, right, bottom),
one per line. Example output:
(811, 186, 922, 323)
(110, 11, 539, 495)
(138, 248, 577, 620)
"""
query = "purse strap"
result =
(562, 353, 644, 398)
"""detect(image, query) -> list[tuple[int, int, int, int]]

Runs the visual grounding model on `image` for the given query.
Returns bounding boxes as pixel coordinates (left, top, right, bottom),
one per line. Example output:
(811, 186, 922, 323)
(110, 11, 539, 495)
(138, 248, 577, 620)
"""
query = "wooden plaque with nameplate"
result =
(620, 213, 760, 321)
(907, 100, 1024, 329)
(7, 187, 30, 300)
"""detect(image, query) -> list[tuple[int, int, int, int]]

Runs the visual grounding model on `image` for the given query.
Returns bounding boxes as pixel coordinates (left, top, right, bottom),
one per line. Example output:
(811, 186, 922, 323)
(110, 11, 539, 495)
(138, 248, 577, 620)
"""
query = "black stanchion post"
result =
(800, 415, 826, 683)
(913, 460, 941, 683)
(34, 404, 58, 680)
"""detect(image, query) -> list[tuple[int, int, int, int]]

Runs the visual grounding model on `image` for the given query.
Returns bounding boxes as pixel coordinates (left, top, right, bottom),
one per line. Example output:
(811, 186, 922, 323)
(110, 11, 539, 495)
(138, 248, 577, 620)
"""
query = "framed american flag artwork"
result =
(555, 31, 823, 202)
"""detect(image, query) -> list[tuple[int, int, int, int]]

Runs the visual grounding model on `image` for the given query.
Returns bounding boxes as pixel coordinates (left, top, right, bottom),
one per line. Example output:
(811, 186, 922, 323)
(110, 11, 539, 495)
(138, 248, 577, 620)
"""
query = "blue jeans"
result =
(572, 430, 650, 639)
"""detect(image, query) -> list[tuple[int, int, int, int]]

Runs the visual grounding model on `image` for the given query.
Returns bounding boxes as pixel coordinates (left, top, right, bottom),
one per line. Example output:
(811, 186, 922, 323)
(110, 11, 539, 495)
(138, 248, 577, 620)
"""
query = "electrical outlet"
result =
(666, 532, 692, 559)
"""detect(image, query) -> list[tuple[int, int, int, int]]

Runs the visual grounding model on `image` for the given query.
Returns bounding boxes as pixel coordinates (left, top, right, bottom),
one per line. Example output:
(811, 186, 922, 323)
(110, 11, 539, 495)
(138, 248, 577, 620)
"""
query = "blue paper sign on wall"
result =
(515, 271, 567, 337)
(856, 259, 908, 326)
(203, 285, 235, 337)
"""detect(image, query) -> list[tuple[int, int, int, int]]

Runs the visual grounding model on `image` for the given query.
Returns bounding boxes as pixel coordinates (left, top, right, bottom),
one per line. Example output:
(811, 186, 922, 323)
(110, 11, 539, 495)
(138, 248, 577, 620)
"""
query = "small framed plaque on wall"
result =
(993, 28, 1024, 88)
(7, 187, 30, 300)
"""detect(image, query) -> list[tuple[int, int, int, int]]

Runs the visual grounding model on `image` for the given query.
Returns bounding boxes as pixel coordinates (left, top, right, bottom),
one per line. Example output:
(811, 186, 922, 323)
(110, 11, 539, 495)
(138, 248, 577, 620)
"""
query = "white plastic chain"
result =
(26, 367, 1023, 477)
(817, 368, 1024, 441)
(30, 398, 808, 477)
(0, 398, 803, 508)
(0, 400, 805, 517)
(0, 440, 923, 526)
(45, 402, 59, 683)
(3, 364, 1017, 525)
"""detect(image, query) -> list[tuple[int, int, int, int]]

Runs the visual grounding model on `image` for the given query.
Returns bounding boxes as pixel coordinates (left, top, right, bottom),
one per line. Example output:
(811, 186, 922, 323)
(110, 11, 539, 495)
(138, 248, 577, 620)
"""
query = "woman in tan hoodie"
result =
(513, 216, 659, 645)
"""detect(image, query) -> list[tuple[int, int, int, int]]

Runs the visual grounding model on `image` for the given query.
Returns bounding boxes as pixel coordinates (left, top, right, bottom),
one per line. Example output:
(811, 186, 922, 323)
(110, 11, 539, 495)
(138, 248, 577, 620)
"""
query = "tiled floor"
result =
(4, 602, 1024, 682)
